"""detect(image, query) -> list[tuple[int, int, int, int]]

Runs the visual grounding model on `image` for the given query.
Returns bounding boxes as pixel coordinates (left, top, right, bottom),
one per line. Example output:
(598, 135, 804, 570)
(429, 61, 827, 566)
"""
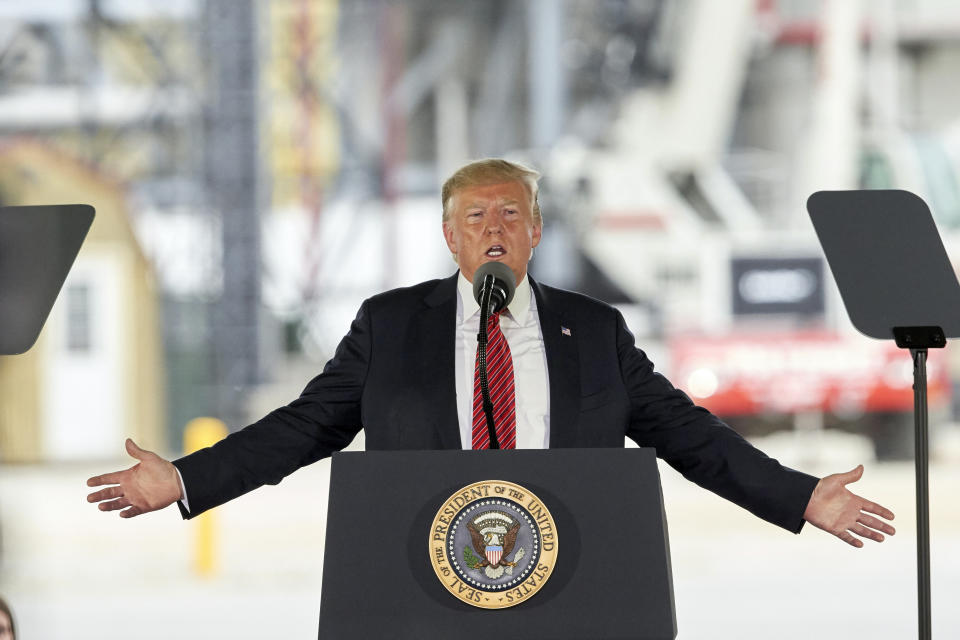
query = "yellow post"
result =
(184, 417, 228, 577)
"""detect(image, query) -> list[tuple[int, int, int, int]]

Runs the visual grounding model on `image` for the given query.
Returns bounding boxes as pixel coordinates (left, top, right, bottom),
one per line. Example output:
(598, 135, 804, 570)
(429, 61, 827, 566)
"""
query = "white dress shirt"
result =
(455, 273, 551, 449)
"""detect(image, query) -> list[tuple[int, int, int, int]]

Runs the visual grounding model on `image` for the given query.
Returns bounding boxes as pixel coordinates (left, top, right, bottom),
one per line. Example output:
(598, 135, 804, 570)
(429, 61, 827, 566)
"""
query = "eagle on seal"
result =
(466, 511, 523, 578)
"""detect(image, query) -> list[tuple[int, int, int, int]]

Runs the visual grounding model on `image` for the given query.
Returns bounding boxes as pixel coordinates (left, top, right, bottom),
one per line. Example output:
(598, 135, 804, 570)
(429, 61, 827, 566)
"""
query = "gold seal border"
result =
(428, 479, 559, 610)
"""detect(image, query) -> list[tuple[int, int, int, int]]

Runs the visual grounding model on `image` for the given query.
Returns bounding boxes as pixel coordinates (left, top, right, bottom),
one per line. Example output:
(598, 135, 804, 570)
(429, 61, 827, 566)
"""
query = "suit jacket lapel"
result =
(532, 278, 580, 448)
(421, 273, 462, 449)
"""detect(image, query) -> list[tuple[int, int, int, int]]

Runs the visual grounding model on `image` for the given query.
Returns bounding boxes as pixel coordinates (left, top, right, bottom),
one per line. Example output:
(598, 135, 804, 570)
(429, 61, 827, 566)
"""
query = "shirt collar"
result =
(457, 270, 532, 326)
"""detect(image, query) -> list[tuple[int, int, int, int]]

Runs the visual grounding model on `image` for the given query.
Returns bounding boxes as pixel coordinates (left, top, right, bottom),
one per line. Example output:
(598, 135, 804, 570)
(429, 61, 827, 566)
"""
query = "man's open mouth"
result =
(486, 245, 506, 257)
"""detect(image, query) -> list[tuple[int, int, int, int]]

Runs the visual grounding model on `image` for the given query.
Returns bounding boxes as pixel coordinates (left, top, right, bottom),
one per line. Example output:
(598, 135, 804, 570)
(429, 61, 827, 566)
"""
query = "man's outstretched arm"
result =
(86, 438, 182, 518)
(803, 464, 896, 547)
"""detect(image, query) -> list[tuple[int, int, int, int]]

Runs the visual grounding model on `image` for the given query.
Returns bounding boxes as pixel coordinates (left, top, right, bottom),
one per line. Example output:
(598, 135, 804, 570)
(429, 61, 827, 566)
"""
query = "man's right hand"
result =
(86, 438, 182, 518)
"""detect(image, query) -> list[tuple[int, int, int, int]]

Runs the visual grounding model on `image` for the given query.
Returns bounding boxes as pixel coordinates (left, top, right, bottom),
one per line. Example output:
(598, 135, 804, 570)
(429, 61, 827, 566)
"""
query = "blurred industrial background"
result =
(2, 0, 960, 637)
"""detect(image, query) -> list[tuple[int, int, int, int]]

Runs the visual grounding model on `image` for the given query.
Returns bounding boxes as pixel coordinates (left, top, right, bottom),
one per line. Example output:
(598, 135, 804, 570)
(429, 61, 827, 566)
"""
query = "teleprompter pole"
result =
(912, 348, 931, 640)
(895, 326, 943, 640)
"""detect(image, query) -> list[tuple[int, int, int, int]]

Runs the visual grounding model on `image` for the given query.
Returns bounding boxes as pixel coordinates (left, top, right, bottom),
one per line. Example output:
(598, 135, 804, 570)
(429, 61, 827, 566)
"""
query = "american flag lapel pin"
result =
(561, 326, 572, 337)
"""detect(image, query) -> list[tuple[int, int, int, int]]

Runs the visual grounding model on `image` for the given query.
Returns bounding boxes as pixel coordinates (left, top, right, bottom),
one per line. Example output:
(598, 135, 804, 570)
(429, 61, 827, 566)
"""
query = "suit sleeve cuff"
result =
(174, 464, 191, 516)
(790, 473, 821, 533)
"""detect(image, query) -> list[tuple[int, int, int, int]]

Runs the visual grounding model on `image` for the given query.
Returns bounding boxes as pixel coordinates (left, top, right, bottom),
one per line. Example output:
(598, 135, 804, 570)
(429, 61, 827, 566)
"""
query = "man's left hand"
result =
(803, 464, 895, 548)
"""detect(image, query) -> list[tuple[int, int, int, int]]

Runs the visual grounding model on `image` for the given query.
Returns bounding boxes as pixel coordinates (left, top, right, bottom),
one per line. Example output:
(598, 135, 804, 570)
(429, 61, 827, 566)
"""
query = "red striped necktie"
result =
(472, 311, 517, 449)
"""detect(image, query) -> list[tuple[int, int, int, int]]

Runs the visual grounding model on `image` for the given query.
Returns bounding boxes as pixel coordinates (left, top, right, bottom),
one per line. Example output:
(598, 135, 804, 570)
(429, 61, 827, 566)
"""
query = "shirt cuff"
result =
(175, 466, 191, 513)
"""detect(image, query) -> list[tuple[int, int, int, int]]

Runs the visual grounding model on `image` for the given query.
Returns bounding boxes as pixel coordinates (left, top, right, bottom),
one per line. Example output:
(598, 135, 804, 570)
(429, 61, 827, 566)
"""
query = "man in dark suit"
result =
(88, 159, 894, 547)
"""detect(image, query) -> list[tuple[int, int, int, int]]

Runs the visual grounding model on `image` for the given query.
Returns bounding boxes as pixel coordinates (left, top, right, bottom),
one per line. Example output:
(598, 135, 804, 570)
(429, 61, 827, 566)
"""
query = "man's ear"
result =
(531, 223, 543, 248)
(442, 221, 458, 255)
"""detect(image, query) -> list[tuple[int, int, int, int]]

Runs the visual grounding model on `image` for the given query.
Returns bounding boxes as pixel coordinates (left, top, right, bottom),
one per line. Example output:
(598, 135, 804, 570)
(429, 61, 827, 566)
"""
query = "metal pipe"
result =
(913, 348, 931, 640)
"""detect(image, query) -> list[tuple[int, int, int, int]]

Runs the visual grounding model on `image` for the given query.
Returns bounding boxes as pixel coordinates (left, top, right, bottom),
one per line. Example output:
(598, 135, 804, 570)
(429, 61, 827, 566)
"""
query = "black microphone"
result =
(472, 262, 516, 314)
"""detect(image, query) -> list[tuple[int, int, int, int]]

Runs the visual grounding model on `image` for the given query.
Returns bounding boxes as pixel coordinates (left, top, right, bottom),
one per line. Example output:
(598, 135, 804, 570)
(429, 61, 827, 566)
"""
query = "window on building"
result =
(66, 284, 92, 352)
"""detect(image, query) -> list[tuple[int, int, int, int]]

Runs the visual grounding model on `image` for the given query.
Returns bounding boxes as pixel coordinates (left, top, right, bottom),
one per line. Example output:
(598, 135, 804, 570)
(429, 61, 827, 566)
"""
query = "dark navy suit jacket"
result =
(174, 273, 818, 531)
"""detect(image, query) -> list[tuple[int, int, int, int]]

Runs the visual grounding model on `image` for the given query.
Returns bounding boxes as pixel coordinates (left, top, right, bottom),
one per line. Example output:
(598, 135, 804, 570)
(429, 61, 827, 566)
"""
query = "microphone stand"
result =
(476, 274, 501, 449)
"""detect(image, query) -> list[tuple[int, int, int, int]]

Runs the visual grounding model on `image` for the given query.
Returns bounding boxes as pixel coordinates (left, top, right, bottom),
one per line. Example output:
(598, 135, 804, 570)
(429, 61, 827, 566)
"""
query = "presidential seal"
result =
(428, 480, 558, 609)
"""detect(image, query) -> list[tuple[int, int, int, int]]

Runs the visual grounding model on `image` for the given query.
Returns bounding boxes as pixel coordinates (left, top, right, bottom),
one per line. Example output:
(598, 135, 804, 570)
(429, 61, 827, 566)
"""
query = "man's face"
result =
(442, 180, 542, 285)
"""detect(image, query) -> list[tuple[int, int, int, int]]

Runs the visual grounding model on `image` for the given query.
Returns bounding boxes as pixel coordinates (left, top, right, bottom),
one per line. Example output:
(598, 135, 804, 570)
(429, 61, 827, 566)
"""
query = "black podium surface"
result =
(318, 448, 676, 640)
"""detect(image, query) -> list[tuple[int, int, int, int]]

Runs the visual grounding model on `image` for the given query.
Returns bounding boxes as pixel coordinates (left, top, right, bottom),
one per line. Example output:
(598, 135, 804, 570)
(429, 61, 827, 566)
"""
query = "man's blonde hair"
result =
(441, 158, 542, 225)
